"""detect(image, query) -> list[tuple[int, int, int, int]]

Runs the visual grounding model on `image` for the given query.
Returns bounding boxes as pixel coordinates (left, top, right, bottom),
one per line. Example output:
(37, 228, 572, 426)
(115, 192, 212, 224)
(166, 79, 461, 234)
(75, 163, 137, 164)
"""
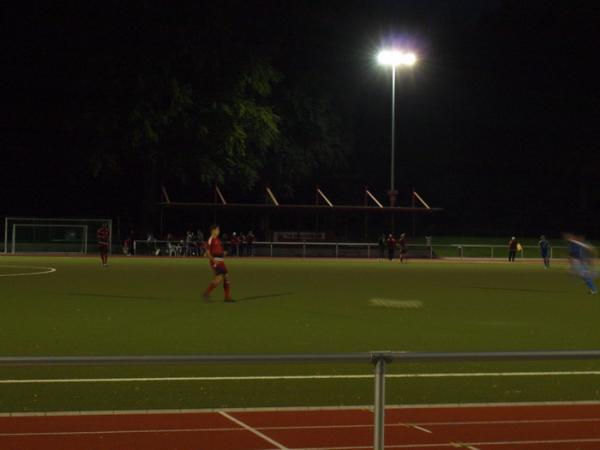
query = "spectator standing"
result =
(508, 236, 517, 262)
(230, 233, 239, 256)
(386, 234, 396, 261)
(127, 228, 136, 255)
(239, 233, 246, 257)
(539, 235, 551, 269)
(185, 230, 194, 256)
(222, 233, 229, 254)
(246, 231, 256, 256)
(398, 233, 408, 262)
(122, 237, 131, 255)
(197, 230, 205, 256)
(147, 232, 158, 256)
(166, 233, 177, 257)
(377, 233, 386, 261)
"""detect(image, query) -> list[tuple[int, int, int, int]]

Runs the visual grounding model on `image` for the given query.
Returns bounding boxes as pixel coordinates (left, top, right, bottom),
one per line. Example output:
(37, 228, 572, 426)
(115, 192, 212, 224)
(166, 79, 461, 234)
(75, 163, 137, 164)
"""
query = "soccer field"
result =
(1, 256, 600, 413)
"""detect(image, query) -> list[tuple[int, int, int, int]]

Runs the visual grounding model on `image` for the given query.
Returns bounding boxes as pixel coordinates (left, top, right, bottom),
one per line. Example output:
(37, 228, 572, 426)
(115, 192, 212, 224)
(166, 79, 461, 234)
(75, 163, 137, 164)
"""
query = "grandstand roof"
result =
(157, 202, 441, 214)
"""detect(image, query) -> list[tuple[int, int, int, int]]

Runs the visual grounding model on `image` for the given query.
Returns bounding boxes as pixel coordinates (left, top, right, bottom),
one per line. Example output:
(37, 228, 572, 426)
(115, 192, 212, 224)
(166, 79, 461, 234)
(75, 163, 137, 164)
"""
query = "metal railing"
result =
(2, 350, 600, 450)
(131, 239, 568, 259)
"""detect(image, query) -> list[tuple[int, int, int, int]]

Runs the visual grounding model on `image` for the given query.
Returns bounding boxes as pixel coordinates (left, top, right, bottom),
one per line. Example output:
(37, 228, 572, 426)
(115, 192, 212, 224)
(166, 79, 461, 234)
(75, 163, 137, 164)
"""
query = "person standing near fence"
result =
(564, 233, 597, 295)
(378, 233, 386, 261)
(246, 231, 255, 256)
(229, 233, 239, 256)
(386, 233, 396, 261)
(508, 236, 517, 262)
(97, 223, 110, 267)
(239, 233, 246, 257)
(539, 235, 551, 269)
(398, 233, 408, 263)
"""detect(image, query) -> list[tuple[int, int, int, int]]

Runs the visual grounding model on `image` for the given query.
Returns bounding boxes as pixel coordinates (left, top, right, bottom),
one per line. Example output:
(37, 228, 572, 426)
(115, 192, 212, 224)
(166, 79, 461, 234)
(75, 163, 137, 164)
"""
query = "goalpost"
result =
(3, 218, 112, 255)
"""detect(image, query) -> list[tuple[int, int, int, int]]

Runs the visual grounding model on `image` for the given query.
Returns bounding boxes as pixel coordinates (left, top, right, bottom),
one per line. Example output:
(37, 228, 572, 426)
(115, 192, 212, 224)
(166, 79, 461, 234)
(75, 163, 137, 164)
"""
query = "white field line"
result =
(400, 423, 433, 434)
(0, 266, 56, 277)
(3, 400, 600, 417)
(219, 411, 289, 450)
(369, 298, 423, 309)
(3, 370, 600, 384)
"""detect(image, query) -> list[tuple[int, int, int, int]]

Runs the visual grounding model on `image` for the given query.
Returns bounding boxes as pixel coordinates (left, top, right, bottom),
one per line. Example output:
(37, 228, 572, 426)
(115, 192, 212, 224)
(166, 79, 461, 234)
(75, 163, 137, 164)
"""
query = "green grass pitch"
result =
(1, 256, 600, 412)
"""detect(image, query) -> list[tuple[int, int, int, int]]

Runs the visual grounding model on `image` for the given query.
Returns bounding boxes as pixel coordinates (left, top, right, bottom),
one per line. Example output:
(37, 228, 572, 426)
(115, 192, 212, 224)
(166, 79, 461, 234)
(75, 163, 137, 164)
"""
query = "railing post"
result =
(270, 243, 273, 257)
(335, 244, 339, 258)
(373, 354, 387, 450)
(367, 245, 371, 259)
(491, 247, 494, 258)
(303, 243, 306, 258)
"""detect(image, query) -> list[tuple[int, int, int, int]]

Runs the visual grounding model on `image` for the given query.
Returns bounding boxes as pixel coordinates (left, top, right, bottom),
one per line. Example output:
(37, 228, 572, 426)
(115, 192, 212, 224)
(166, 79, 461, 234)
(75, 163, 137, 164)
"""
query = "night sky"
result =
(2, 0, 599, 237)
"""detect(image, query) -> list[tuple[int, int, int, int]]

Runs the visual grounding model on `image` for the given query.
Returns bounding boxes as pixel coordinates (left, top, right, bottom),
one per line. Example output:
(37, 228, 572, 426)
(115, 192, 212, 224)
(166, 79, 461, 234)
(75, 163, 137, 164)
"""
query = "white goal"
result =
(3, 218, 112, 255)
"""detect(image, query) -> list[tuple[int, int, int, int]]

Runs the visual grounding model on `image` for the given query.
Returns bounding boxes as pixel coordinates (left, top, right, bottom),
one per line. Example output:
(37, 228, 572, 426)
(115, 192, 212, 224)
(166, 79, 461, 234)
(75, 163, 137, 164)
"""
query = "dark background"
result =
(2, 0, 599, 239)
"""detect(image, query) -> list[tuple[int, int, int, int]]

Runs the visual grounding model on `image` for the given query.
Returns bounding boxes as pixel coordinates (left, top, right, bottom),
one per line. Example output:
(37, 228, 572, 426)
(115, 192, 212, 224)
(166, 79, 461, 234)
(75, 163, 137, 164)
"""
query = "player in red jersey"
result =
(203, 225, 233, 302)
(97, 223, 110, 267)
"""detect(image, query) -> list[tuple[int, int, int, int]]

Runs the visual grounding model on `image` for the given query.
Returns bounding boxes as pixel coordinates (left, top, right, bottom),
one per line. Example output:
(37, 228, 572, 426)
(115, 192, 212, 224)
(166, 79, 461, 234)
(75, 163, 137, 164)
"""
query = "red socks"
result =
(204, 282, 218, 296)
(204, 280, 231, 300)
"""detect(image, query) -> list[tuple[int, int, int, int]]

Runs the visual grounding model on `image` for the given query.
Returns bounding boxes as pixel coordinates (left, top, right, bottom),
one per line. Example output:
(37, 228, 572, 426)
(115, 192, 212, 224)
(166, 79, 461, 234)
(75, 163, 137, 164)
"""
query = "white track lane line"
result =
(219, 411, 289, 450)
(3, 370, 600, 384)
(0, 427, 240, 437)
(3, 417, 600, 436)
(255, 439, 600, 449)
(3, 400, 600, 417)
(417, 417, 600, 426)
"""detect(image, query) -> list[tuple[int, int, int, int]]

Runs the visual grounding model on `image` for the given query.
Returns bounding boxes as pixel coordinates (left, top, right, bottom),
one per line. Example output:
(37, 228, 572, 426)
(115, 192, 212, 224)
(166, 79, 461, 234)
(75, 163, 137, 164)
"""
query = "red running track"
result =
(2, 403, 600, 450)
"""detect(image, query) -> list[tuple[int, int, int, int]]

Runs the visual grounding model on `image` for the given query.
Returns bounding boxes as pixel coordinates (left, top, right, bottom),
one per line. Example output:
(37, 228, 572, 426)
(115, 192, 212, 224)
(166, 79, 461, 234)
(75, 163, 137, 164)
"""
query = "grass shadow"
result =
(235, 292, 293, 302)
(464, 286, 567, 294)
(58, 292, 164, 300)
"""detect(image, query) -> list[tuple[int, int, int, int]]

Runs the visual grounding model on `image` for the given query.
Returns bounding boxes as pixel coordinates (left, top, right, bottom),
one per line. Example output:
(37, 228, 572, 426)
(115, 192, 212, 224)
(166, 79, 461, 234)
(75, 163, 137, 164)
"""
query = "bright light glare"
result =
(377, 50, 417, 67)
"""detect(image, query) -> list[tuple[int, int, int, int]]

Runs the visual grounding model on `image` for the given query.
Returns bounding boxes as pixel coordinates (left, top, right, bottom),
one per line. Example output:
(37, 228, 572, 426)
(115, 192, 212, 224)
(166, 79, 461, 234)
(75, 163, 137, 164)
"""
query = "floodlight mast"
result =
(377, 50, 416, 207)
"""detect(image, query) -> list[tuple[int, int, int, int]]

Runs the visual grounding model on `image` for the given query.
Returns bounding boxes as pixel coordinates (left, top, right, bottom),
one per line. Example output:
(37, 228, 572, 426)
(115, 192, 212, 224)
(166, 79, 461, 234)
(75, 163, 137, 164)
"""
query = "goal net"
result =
(3, 218, 113, 255)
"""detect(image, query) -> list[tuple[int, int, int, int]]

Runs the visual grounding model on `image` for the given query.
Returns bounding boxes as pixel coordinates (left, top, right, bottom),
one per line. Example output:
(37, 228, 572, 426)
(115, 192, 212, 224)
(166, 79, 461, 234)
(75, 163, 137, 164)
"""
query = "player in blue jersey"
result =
(564, 233, 597, 295)
(538, 235, 551, 269)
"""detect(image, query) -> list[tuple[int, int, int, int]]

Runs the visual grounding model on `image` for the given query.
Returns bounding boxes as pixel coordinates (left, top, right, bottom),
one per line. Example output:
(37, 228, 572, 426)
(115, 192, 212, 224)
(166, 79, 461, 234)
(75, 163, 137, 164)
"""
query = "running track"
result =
(2, 403, 600, 450)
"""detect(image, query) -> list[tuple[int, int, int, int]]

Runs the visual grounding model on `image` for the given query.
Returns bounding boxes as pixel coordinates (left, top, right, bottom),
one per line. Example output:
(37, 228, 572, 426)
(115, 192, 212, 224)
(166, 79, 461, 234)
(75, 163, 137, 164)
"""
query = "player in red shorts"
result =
(97, 223, 110, 267)
(203, 225, 233, 302)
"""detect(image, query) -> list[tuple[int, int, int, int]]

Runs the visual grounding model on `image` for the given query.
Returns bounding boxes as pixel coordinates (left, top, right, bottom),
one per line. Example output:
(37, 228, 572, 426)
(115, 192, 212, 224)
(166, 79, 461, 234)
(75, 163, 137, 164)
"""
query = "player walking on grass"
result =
(97, 223, 110, 267)
(539, 235, 551, 269)
(203, 225, 233, 302)
(564, 233, 598, 295)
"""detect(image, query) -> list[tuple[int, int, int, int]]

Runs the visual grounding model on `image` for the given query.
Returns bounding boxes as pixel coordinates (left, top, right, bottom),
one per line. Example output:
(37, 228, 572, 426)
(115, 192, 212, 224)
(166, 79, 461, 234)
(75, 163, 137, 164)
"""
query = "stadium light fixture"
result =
(377, 50, 417, 67)
(377, 49, 417, 209)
